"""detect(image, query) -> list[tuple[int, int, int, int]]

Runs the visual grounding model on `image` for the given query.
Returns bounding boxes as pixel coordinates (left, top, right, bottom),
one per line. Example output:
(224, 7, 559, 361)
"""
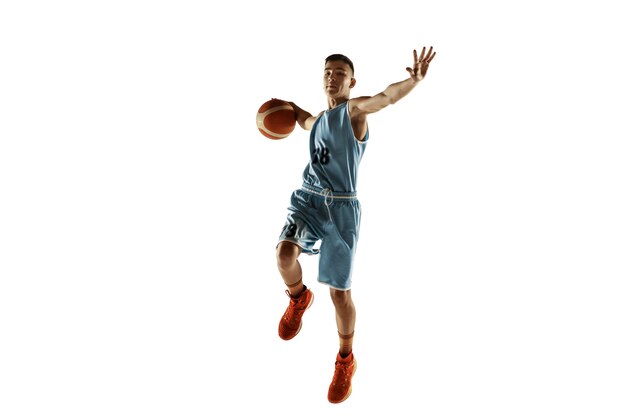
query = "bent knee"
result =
(276, 242, 301, 269)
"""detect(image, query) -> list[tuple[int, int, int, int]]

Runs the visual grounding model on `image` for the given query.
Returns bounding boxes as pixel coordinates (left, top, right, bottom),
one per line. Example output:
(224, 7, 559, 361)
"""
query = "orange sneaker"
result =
(278, 286, 314, 340)
(327, 352, 357, 403)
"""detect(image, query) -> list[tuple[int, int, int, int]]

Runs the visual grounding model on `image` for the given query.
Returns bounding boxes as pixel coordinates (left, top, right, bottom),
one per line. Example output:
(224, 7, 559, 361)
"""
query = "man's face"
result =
(323, 60, 355, 98)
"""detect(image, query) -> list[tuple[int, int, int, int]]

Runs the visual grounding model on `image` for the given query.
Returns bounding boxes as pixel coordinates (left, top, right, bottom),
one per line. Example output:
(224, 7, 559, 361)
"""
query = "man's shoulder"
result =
(347, 98, 369, 122)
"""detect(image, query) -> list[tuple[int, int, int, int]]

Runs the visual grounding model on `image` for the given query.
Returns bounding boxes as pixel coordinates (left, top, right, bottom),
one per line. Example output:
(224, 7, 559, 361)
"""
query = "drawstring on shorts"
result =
(301, 184, 358, 225)
(321, 188, 334, 223)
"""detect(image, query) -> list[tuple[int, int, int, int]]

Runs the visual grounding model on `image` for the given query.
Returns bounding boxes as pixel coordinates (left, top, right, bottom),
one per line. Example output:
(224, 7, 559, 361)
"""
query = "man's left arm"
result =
(350, 47, 436, 116)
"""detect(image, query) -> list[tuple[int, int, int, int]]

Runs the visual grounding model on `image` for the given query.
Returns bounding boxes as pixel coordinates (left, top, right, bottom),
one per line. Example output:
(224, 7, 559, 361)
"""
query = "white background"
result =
(1, 0, 625, 416)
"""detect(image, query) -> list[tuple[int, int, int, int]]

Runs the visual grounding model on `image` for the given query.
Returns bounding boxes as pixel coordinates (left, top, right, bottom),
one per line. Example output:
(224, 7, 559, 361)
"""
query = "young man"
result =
(275, 46, 436, 403)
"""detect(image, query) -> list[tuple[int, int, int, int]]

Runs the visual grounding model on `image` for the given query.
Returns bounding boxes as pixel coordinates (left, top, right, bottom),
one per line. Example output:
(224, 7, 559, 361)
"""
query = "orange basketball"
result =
(256, 99, 296, 140)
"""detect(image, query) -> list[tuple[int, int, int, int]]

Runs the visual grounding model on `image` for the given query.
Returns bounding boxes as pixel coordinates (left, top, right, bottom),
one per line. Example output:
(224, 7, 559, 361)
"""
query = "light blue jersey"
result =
(302, 102, 368, 193)
(278, 101, 369, 290)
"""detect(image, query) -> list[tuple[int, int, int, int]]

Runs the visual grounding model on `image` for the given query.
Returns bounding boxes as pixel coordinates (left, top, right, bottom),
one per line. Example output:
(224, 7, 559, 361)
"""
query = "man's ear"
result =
(350, 78, 356, 88)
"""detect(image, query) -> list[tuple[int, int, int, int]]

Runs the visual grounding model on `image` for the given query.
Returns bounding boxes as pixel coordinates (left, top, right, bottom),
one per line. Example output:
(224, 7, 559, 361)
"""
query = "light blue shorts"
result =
(278, 184, 361, 290)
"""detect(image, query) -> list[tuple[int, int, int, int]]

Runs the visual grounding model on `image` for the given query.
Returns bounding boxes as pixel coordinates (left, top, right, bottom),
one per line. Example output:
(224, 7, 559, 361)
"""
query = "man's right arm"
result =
(289, 102, 319, 131)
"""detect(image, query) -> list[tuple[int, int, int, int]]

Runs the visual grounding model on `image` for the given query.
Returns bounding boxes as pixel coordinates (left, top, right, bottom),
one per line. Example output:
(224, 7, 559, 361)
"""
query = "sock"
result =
(286, 278, 303, 297)
(338, 331, 354, 358)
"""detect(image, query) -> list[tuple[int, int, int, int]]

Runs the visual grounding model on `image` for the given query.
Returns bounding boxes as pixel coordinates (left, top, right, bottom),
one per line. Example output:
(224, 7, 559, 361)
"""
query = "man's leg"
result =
(327, 288, 357, 403)
(276, 241, 313, 340)
(330, 289, 356, 357)
(276, 241, 304, 296)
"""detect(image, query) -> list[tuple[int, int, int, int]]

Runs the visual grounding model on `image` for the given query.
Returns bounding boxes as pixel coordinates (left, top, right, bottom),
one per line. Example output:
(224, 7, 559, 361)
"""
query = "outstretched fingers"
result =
(424, 46, 436, 63)
(418, 47, 436, 63)
(419, 47, 426, 62)
(408, 46, 436, 79)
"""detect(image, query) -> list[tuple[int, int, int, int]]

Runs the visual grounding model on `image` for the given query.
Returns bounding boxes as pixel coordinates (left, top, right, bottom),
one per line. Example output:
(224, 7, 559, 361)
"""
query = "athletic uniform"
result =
(278, 101, 368, 290)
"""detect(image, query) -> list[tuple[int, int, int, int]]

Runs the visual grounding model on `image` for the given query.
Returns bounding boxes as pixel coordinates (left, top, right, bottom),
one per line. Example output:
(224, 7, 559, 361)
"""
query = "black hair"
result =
(325, 54, 354, 75)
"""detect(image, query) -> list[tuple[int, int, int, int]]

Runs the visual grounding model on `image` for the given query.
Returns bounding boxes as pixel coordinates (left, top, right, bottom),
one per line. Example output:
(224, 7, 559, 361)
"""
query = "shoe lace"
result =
(283, 291, 305, 324)
(332, 361, 351, 386)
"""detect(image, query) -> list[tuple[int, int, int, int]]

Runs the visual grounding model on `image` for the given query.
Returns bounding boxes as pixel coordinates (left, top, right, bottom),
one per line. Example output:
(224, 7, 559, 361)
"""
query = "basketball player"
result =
(275, 46, 436, 403)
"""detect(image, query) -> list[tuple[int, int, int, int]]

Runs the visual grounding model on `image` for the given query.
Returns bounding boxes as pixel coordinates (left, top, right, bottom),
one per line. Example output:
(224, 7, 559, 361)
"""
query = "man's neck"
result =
(327, 97, 349, 110)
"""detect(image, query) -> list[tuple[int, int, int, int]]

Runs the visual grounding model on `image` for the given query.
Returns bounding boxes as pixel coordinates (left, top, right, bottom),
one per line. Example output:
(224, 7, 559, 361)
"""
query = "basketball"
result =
(256, 99, 296, 140)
